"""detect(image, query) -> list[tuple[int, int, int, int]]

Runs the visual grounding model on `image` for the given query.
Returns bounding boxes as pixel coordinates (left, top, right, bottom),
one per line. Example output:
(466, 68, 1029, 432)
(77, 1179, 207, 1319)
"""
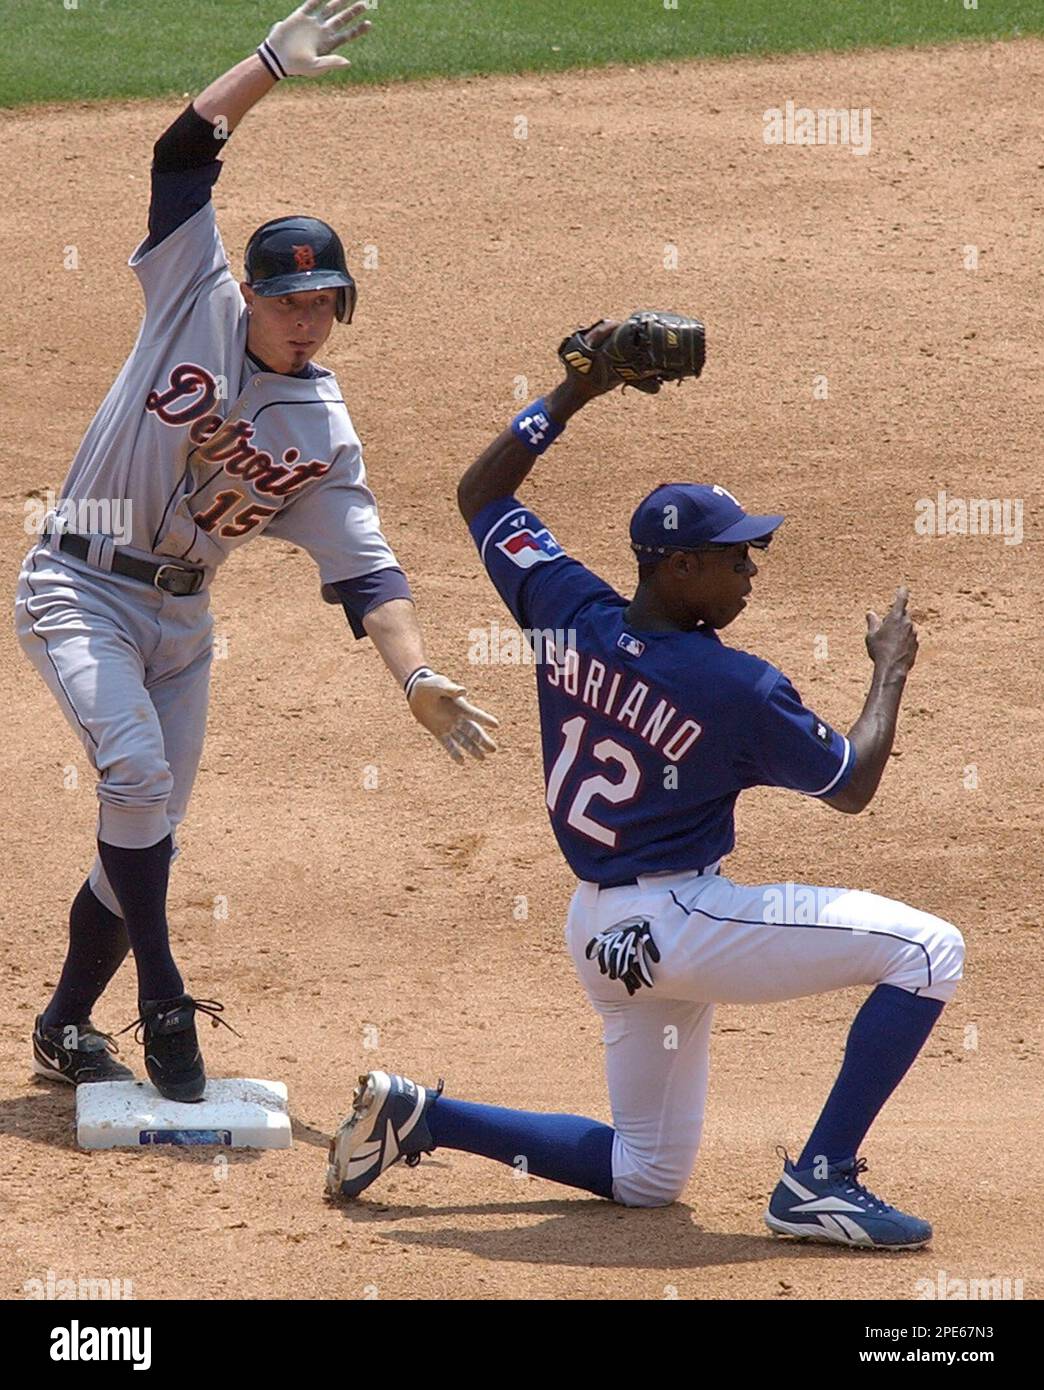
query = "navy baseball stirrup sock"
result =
(41, 880, 131, 1029)
(797, 984, 945, 1170)
(426, 1097, 615, 1199)
(96, 835, 184, 1004)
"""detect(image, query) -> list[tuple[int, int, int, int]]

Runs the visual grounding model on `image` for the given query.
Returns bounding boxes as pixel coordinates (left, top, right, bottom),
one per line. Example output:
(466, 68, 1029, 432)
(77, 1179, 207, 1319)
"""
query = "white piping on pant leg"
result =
(662, 876, 965, 1006)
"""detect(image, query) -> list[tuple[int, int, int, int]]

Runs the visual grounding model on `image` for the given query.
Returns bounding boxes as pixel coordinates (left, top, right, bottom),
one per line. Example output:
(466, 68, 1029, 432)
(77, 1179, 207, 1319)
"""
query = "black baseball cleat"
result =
(122, 995, 237, 1104)
(32, 1016, 135, 1086)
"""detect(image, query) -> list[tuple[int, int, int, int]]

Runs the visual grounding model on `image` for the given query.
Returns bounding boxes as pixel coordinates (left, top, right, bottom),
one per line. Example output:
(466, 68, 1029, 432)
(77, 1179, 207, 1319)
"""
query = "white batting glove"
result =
(404, 667, 499, 766)
(258, 0, 373, 81)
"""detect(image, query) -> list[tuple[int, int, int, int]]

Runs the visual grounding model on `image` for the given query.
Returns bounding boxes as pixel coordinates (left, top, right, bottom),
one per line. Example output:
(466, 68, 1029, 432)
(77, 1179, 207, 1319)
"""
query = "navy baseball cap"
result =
(630, 483, 784, 556)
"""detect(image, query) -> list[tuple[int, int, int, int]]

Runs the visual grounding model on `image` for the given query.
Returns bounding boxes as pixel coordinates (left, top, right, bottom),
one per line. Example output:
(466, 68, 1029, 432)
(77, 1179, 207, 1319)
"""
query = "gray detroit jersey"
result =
(57, 199, 397, 583)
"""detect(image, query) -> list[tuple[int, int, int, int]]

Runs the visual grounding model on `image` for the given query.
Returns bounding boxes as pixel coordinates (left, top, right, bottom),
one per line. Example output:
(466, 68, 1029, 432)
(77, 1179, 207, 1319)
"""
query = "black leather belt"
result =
(49, 532, 205, 597)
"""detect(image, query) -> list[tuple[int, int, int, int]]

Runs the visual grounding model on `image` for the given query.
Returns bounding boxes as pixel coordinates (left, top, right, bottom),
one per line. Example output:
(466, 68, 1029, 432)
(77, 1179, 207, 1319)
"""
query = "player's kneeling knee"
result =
(614, 1163, 690, 1208)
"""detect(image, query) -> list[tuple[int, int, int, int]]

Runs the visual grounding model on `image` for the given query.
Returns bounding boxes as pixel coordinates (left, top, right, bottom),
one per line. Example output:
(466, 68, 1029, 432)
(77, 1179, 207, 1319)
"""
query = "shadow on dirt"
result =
(0, 1086, 81, 1150)
(325, 1193, 895, 1270)
(291, 1114, 330, 1148)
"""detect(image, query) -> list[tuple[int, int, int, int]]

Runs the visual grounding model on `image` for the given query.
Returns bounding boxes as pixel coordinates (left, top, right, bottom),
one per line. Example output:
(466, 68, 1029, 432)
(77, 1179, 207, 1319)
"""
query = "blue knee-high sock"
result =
(96, 835, 183, 1005)
(797, 984, 945, 1170)
(427, 1097, 615, 1200)
(41, 880, 130, 1028)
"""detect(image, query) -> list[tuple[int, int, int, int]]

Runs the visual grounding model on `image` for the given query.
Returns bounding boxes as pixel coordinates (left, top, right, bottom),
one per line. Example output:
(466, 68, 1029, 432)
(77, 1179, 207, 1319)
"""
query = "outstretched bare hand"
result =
(865, 586, 918, 676)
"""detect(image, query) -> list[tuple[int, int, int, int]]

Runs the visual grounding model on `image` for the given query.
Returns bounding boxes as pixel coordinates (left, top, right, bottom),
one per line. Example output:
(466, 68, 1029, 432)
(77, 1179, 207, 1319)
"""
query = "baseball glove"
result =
(558, 310, 706, 394)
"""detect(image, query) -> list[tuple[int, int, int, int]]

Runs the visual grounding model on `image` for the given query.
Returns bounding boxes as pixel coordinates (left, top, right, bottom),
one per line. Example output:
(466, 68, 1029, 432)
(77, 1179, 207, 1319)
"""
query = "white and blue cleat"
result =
(326, 1070, 442, 1199)
(764, 1151, 932, 1250)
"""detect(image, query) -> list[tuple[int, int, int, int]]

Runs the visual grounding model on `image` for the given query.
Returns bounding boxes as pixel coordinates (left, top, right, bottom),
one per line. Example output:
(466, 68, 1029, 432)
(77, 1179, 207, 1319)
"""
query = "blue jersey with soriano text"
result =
(469, 496, 855, 885)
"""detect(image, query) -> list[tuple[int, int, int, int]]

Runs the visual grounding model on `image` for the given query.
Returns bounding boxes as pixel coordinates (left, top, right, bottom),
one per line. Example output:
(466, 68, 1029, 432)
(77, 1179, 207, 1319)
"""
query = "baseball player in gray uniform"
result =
(15, 2, 496, 1102)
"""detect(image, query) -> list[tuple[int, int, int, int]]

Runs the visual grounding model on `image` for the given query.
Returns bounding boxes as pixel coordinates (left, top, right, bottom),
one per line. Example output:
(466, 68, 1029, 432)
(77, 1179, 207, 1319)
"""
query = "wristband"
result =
(404, 666, 434, 702)
(256, 42, 288, 81)
(511, 399, 564, 455)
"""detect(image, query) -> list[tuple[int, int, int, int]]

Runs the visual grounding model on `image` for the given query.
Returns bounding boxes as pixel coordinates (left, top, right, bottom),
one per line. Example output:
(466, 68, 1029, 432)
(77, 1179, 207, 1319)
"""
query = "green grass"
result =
(1, 0, 1041, 108)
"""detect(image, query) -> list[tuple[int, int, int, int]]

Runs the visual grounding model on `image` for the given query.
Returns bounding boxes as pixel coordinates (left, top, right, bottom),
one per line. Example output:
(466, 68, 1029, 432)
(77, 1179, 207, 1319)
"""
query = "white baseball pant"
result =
(565, 864, 965, 1207)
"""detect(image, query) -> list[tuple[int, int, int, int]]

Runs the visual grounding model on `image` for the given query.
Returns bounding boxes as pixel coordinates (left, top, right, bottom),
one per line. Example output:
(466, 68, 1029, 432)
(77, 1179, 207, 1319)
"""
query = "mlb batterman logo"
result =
(496, 524, 563, 569)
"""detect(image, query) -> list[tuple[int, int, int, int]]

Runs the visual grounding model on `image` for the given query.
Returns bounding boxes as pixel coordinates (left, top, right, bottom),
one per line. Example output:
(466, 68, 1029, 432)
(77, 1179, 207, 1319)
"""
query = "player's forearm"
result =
(827, 666, 908, 814)
(192, 54, 277, 134)
(457, 376, 598, 523)
(457, 430, 538, 524)
(362, 599, 428, 688)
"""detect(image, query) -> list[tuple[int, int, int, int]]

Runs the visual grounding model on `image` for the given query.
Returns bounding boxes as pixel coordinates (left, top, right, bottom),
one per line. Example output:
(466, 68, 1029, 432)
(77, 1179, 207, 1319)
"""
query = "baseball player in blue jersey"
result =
(327, 317, 965, 1250)
(15, 3, 496, 1102)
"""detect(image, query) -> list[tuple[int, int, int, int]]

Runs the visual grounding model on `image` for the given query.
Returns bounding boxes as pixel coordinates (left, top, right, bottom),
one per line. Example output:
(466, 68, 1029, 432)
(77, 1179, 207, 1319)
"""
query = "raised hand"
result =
(558, 318, 626, 397)
(260, 0, 374, 80)
(558, 311, 706, 396)
(865, 586, 919, 675)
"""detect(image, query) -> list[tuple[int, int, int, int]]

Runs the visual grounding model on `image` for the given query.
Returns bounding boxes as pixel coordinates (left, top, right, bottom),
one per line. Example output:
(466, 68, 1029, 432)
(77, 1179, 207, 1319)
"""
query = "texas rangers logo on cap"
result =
(496, 525, 563, 569)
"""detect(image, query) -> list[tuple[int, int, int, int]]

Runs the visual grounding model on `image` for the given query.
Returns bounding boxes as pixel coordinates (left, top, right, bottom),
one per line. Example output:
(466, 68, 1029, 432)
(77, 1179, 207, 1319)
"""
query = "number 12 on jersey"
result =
(546, 715, 642, 848)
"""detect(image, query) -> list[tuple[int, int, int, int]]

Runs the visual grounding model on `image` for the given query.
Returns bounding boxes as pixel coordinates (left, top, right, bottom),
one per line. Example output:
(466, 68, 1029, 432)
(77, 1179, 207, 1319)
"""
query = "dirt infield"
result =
(1, 37, 1041, 1301)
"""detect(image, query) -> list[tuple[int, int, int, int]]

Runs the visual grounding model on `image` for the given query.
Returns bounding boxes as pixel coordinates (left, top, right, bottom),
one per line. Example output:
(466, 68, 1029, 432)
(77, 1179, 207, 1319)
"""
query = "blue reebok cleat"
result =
(326, 1070, 442, 1199)
(764, 1151, 932, 1250)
